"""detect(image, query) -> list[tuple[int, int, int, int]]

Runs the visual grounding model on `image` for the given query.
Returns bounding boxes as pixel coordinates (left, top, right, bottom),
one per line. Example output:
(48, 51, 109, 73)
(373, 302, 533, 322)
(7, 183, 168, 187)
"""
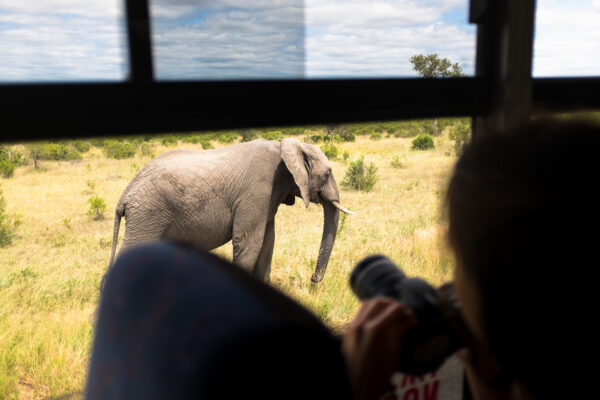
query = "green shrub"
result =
(199, 139, 214, 150)
(394, 124, 420, 138)
(449, 122, 471, 155)
(43, 143, 82, 161)
(181, 135, 203, 144)
(342, 156, 378, 192)
(343, 150, 350, 162)
(0, 160, 15, 178)
(240, 130, 259, 142)
(411, 134, 435, 150)
(340, 131, 356, 142)
(0, 147, 17, 178)
(161, 135, 179, 146)
(391, 155, 407, 169)
(87, 196, 107, 220)
(320, 143, 339, 160)
(140, 142, 154, 157)
(303, 135, 322, 144)
(217, 131, 239, 144)
(280, 126, 305, 136)
(71, 140, 91, 153)
(89, 138, 105, 147)
(422, 122, 435, 136)
(0, 187, 21, 247)
(26, 143, 82, 167)
(262, 131, 283, 141)
(370, 132, 382, 140)
(103, 140, 136, 159)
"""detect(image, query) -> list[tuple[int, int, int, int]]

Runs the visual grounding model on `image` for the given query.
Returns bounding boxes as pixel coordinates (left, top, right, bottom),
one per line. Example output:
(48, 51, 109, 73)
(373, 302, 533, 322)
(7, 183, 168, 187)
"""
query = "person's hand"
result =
(341, 297, 417, 400)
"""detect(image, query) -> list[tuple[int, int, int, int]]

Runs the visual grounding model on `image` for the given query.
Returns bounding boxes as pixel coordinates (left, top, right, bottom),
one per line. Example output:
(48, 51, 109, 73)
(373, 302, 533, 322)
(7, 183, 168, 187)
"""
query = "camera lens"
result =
(350, 255, 407, 300)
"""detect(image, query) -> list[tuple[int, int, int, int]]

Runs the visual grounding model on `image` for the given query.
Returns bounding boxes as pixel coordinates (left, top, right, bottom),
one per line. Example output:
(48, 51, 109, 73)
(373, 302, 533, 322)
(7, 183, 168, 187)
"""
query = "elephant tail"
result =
(109, 204, 125, 267)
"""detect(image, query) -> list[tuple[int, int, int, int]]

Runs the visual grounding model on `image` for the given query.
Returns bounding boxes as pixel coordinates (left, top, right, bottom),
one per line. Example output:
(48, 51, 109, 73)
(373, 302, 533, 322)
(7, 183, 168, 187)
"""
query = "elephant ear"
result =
(280, 138, 310, 208)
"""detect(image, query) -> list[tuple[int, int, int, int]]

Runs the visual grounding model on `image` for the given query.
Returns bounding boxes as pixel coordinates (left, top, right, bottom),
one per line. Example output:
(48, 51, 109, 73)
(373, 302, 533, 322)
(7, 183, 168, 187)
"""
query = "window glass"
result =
(150, 0, 305, 79)
(533, 0, 600, 76)
(150, 0, 476, 80)
(0, 119, 467, 397)
(0, 0, 128, 82)
(305, 0, 475, 78)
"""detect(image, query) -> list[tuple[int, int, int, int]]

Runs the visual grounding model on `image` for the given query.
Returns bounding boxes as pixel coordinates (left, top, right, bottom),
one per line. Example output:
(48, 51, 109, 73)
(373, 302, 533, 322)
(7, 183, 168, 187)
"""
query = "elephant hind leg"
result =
(119, 220, 167, 256)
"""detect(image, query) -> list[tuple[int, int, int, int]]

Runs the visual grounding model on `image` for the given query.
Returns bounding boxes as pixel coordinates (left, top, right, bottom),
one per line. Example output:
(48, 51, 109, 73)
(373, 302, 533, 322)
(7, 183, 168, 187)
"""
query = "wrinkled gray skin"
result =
(109, 138, 353, 283)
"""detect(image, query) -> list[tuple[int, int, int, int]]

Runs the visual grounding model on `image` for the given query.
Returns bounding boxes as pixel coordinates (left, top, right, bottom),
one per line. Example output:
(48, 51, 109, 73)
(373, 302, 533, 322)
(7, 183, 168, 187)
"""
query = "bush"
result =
(87, 196, 107, 220)
(391, 155, 407, 169)
(280, 126, 305, 136)
(26, 143, 82, 167)
(240, 130, 259, 142)
(422, 122, 435, 136)
(411, 134, 435, 150)
(262, 131, 283, 141)
(0, 160, 15, 178)
(89, 138, 105, 147)
(340, 131, 356, 142)
(161, 136, 179, 146)
(140, 142, 154, 157)
(303, 135, 322, 144)
(181, 135, 205, 144)
(342, 156, 378, 192)
(449, 122, 471, 155)
(395, 124, 420, 138)
(343, 150, 350, 162)
(320, 143, 339, 160)
(71, 140, 91, 153)
(217, 131, 239, 144)
(199, 139, 214, 150)
(0, 147, 17, 178)
(370, 132, 382, 140)
(0, 187, 21, 247)
(103, 140, 136, 159)
(43, 143, 82, 161)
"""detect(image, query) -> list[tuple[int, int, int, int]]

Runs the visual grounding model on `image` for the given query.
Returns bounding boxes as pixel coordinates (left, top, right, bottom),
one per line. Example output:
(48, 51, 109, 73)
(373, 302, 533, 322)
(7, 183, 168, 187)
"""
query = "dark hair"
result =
(447, 118, 599, 398)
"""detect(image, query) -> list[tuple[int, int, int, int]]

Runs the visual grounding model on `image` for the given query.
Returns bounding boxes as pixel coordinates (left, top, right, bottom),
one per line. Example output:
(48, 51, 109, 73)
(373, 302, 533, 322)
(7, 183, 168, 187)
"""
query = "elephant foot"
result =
(310, 273, 324, 283)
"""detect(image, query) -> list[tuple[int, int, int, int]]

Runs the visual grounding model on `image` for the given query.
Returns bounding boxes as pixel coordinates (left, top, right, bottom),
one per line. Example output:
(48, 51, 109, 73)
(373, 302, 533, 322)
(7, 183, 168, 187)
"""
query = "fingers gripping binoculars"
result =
(350, 255, 473, 375)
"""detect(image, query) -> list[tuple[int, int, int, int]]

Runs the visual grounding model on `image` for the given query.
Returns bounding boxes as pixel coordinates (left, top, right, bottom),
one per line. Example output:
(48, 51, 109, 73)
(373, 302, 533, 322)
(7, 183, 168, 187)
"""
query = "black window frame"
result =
(0, 0, 599, 142)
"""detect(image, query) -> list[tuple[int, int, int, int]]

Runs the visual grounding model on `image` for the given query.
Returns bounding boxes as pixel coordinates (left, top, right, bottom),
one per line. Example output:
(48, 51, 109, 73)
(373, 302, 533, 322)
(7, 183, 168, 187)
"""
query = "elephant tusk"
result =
(332, 201, 355, 215)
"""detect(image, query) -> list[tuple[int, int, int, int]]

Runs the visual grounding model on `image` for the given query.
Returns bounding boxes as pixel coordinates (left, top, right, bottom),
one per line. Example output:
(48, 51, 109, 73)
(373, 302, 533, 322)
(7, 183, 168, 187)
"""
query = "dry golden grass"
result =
(0, 134, 457, 398)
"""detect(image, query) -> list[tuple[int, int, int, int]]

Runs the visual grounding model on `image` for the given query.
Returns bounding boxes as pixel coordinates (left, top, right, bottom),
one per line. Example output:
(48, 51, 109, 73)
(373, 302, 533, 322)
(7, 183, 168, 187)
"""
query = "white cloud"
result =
(305, 0, 475, 77)
(533, 0, 600, 76)
(0, 6, 127, 82)
(151, 2, 304, 79)
(306, 1, 441, 28)
(0, 0, 123, 18)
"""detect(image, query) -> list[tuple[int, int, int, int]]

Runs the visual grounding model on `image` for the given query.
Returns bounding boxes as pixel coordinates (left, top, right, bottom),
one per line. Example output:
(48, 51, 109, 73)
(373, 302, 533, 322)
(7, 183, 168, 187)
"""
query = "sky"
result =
(0, 0, 598, 82)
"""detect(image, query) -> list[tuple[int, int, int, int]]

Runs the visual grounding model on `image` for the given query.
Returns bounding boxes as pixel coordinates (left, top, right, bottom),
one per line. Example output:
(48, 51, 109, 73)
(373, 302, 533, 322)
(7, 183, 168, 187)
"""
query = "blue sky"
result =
(0, 0, 598, 82)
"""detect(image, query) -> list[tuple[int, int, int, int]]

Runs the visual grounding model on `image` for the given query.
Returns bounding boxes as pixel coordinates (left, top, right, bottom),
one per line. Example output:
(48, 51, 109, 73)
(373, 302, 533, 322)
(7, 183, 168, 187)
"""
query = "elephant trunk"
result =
(311, 201, 340, 283)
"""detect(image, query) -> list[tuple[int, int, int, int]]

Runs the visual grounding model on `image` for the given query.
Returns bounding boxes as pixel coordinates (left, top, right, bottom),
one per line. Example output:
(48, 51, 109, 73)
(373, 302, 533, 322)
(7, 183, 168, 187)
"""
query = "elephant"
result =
(108, 138, 354, 283)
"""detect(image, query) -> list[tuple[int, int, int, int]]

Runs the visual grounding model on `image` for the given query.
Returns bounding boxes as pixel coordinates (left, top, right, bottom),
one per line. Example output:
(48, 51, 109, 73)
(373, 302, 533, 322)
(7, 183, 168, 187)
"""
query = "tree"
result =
(410, 54, 465, 134)
(26, 143, 46, 169)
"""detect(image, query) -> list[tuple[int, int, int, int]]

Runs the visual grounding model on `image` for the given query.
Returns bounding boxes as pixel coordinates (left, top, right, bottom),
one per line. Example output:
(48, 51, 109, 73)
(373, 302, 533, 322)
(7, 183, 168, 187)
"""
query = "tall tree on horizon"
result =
(410, 54, 464, 135)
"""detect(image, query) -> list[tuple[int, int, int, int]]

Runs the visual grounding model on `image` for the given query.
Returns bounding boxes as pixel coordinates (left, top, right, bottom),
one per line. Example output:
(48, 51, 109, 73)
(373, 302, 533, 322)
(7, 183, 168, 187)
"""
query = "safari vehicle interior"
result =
(1, 0, 599, 399)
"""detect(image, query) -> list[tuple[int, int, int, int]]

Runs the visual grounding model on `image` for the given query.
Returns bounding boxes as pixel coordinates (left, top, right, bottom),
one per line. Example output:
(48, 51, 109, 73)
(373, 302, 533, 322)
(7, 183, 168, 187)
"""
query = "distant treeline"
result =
(1, 118, 473, 177)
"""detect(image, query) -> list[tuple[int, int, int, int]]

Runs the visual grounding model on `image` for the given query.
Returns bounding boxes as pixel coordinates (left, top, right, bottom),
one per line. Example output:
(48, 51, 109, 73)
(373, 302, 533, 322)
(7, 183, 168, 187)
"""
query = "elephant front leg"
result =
(254, 220, 275, 281)
(232, 223, 266, 276)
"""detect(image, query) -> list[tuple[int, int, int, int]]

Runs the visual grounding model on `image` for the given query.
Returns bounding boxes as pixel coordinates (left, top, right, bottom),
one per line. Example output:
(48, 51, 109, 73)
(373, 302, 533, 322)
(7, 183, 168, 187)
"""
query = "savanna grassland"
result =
(0, 126, 463, 399)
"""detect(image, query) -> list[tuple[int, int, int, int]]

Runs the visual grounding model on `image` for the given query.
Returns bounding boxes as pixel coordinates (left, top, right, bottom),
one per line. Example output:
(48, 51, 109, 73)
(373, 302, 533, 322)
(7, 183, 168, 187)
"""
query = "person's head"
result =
(447, 118, 600, 399)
